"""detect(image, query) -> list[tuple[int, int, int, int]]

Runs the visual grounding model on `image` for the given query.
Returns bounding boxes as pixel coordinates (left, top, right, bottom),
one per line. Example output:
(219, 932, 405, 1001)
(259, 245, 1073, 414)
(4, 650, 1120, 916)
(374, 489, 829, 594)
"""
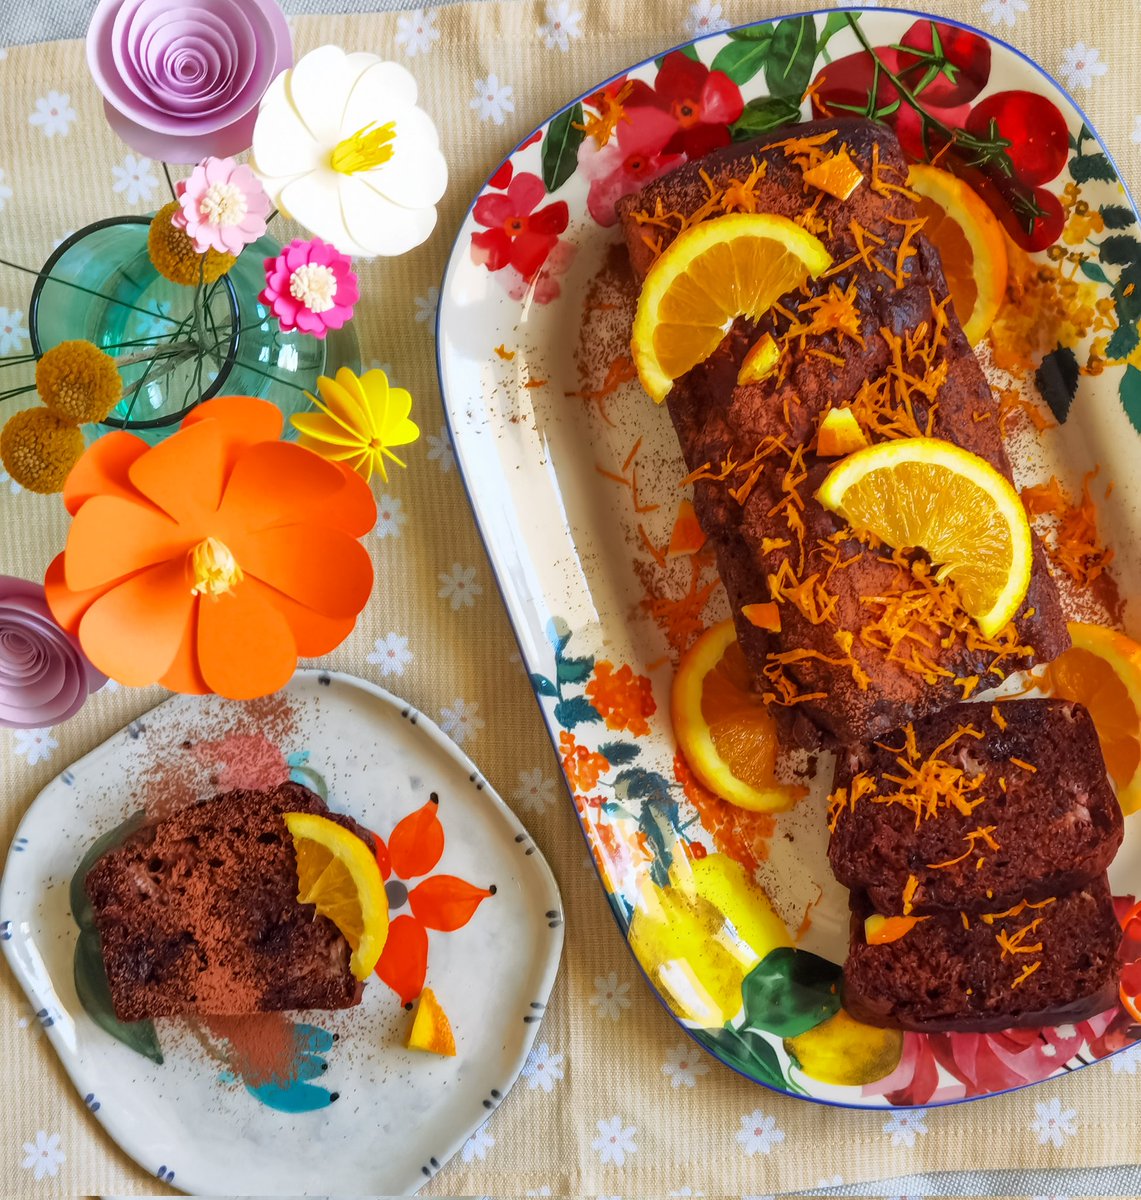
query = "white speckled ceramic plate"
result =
(1, 671, 563, 1195)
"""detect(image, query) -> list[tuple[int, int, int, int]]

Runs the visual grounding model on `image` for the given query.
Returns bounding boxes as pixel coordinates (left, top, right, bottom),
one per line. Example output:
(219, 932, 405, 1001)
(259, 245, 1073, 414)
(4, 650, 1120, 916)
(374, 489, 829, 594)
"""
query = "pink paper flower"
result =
(577, 105, 683, 227)
(173, 157, 272, 255)
(260, 238, 359, 338)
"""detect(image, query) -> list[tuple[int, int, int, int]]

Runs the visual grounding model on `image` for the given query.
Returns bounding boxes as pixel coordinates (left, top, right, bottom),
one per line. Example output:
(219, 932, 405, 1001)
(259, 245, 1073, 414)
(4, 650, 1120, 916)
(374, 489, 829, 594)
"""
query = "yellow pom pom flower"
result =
(148, 201, 236, 286)
(290, 366, 420, 483)
(0, 407, 86, 494)
(36, 340, 122, 424)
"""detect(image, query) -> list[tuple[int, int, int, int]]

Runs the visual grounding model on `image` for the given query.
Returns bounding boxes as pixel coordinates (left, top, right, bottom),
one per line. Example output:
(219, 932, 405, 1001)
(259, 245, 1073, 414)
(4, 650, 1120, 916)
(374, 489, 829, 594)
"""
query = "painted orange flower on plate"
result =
(44, 396, 376, 700)
(586, 660, 657, 735)
(372, 793, 495, 1006)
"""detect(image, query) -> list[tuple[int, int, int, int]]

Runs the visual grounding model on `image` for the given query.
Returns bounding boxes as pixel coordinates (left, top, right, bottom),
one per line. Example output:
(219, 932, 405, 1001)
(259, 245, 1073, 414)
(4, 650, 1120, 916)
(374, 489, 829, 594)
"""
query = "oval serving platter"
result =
(0, 671, 563, 1193)
(437, 7, 1141, 1107)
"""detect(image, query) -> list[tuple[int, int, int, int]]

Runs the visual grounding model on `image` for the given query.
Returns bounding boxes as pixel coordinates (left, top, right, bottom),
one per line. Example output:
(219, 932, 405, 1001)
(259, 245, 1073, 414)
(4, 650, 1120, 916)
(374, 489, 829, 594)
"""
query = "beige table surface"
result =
(1, 1, 1141, 1195)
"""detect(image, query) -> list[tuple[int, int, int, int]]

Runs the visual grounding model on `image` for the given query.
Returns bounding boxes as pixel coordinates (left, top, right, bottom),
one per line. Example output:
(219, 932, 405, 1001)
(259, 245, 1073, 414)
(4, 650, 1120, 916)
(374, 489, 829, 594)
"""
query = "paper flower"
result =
(0, 408, 85, 494)
(260, 238, 359, 337)
(37, 341, 121, 424)
(44, 396, 377, 700)
(148, 201, 235, 285)
(85, 0, 292, 164)
(173, 157, 271, 255)
(0, 576, 106, 728)
(251, 45, 447, 257)
(290, 367, 419, 483)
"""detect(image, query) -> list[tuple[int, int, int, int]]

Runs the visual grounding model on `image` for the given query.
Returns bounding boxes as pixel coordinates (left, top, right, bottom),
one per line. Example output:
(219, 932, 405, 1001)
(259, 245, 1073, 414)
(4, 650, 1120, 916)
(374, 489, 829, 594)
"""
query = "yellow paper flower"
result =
(291, 367, 419, 482)
(0, 407, 85, 494)
(148, 201, 236, 286)
(36, 340, 121, 424)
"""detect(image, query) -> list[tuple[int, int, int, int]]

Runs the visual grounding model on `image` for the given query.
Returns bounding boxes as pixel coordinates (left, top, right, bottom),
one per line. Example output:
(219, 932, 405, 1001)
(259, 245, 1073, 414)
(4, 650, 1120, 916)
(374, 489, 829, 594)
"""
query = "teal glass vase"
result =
(29, 216, 359, 444)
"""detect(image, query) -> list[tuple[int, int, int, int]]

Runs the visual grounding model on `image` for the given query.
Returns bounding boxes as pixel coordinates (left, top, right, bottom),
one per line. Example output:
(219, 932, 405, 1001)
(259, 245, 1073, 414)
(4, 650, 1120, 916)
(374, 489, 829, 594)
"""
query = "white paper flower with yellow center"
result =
(251, 45, 447, 257)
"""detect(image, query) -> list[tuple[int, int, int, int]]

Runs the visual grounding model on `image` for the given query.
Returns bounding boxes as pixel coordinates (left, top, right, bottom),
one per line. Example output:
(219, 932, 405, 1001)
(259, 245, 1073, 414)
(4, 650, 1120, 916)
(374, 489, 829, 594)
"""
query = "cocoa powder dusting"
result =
(571, 241, 639, 421)
(202, 1013, 298, 1088)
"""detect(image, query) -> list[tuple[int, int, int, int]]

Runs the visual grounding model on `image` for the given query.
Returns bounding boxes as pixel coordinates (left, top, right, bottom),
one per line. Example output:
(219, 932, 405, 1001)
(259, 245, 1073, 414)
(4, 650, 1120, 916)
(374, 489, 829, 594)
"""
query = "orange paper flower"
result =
(44, 396, 376, 699)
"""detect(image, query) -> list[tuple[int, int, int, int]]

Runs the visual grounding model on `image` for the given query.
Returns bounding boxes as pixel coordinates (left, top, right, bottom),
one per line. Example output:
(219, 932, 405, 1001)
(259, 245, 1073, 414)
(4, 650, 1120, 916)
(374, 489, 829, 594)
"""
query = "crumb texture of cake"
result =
(618, 118, 1069, 746)
(84, 781, 371, 1021)
(828, 699, 1124, 915)
(843, 878, 1122, 1032)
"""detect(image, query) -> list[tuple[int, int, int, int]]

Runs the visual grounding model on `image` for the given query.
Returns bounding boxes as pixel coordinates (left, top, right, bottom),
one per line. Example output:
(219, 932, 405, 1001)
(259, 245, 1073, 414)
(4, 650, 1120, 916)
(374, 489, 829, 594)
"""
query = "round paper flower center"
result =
(199, 180, 249, 227)
(190, 537, 244, 597)
(289, 263, 339, 313)
(330, 120, 397, 175)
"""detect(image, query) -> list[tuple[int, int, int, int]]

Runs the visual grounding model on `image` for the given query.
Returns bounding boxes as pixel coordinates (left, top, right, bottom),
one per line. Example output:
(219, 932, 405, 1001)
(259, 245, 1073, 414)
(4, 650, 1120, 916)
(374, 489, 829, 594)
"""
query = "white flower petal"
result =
(361, 110, 447, 209)
(252, 74, 325, 182)
(339, 174, 437, 256)
(287, 46, 379, 147)
(279, 170, 374, 257)
(342, 60, 421, 134)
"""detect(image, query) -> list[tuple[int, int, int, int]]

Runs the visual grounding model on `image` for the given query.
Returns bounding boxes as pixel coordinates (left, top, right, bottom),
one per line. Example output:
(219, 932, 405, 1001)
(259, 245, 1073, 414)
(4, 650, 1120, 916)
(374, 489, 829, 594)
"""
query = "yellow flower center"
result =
(199, 180, 248, 226)
(289, 263, 338, 313)
(330, 121, 397, 175)
(190, 536, 244, 596)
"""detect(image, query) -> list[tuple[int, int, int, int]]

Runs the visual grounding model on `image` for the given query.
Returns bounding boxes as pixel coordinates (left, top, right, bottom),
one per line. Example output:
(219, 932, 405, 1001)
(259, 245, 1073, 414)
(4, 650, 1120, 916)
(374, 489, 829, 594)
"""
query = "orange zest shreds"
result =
(807, 347, 845, 366)
(494, 343, 515, 360)
(627, 158, 768, 258)
(524, 378, 547, 388)
(826, 770, 878, 832)
(981, 897, 1056, 925)
(996, 386, 1055, 436)
(991, 705, 1008, 731)
(760, 537, 791, 554)
(884, 216, 926, 289)
(568, 354, 637, 423)
(759, 657, 828, 709)
(638, 551, 721, 654)
(961, 911, 971, 930)
(768, 644, 870, 692)
(999, 776, 1007, 792)
(638, 523, 668, 569)
(864, 913, 927, 944)
(1021, 471, 1115, 590)
(824, 219, 893, 281)
(902, 874, 920, 916)
(766, 444, 809, 570)
(801, 148, 864, 201)
(1009, 757, 1037, 773)
(742, 602, 781, 632)
(575, 80, 634, 147)
(667, 498, 707, 557)
(955, 675, 980, 699)
(761, 128, 837, 172)
(870, 142, 919, 201)
(995, 917, 1045, 960)
(972, 410, 993, 423)
(927, 824, 1000, 870)
(680, 435, 789, 503)
(766, 562, 839, 626)
(795, 192, 829, 236)
(1011, 960, 1042, 989)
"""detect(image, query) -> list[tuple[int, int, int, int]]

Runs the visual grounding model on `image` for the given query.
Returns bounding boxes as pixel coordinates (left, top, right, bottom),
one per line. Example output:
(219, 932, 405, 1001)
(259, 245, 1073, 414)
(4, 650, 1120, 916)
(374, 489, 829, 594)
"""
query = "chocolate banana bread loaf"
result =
(84, 781, 371, 1021)
(828, 699, 1124, 915)
(843, 877, 1122, 1031)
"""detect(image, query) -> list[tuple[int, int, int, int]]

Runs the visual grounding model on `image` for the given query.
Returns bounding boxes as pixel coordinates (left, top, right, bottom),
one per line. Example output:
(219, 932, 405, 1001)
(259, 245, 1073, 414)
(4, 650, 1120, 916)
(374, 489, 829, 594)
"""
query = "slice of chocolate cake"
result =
(828, 699, 1124, 915)
(843, 877, 1122, 1031)
(84, 781, 372, 1021)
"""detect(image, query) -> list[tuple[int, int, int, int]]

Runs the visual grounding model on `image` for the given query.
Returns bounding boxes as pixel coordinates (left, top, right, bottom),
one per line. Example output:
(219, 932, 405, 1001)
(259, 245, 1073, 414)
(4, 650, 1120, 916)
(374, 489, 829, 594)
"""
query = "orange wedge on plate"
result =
(907, 164, 1008, 346)
(670, 618, 804, 812)
(631, 213, 832, 403)
(1039, 621, 1141, 815)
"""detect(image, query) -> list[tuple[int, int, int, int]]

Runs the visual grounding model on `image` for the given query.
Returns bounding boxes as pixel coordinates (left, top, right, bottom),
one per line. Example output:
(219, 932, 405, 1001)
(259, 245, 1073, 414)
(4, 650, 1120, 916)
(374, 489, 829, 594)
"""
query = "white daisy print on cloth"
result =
(395, 8, 440, 57)
(1029, 1097, 1078, 1147)
(29, 91, 76, 137)
(366, 632, 413, 678)
(12, 727, 58, 766)
(816, 1175, 844, 1188)
(111, 154, 159, 205)
(439, 697, 485, 745)
(736, 1109, 785, 1156)
(21, 1131, 64, 1180)
(461, 1123, 494, 1163)
(414, 286, 440, 324)
(1059, 44, 1108, 90)
(373, 494, 408, 539)
(683, 0, 729, 37)
(0, 168, 12, 211)
(589, 970, 632, 1020)
(426, 428, 456, 472)
(538, 2, 584, 52)
(592, 1116, 637, 1167)
(979, 0, 1027, 28)
(883, 1109, 928, 1147)
(0, 307, 28, 353)
(1110, 1042, 1141, 1073)
(0, 48, 8, 62)
(1132, 114, 1141, 144)
(512, 767, 557, 813)
(521, 1041, 565, 1092)
(471, 74, 515, 126)
(438, 562, 482, 610)
(662, 1040, 711, 1088)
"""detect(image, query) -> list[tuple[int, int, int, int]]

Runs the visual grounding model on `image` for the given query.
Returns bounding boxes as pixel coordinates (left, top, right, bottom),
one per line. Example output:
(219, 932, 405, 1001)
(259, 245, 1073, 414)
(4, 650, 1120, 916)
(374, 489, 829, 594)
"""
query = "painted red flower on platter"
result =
(471, 167, 570, 281)
(627, 50, 745, 159)
(372, 793, 495, 1006)
(578, 105, 683, 227)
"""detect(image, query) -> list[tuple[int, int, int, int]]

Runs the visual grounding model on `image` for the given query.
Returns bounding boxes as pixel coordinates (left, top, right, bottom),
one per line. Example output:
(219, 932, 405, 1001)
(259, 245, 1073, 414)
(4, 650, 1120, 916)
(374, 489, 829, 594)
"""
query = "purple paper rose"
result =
(0, 577, 106, 729)
(86, 0, 292, 164)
